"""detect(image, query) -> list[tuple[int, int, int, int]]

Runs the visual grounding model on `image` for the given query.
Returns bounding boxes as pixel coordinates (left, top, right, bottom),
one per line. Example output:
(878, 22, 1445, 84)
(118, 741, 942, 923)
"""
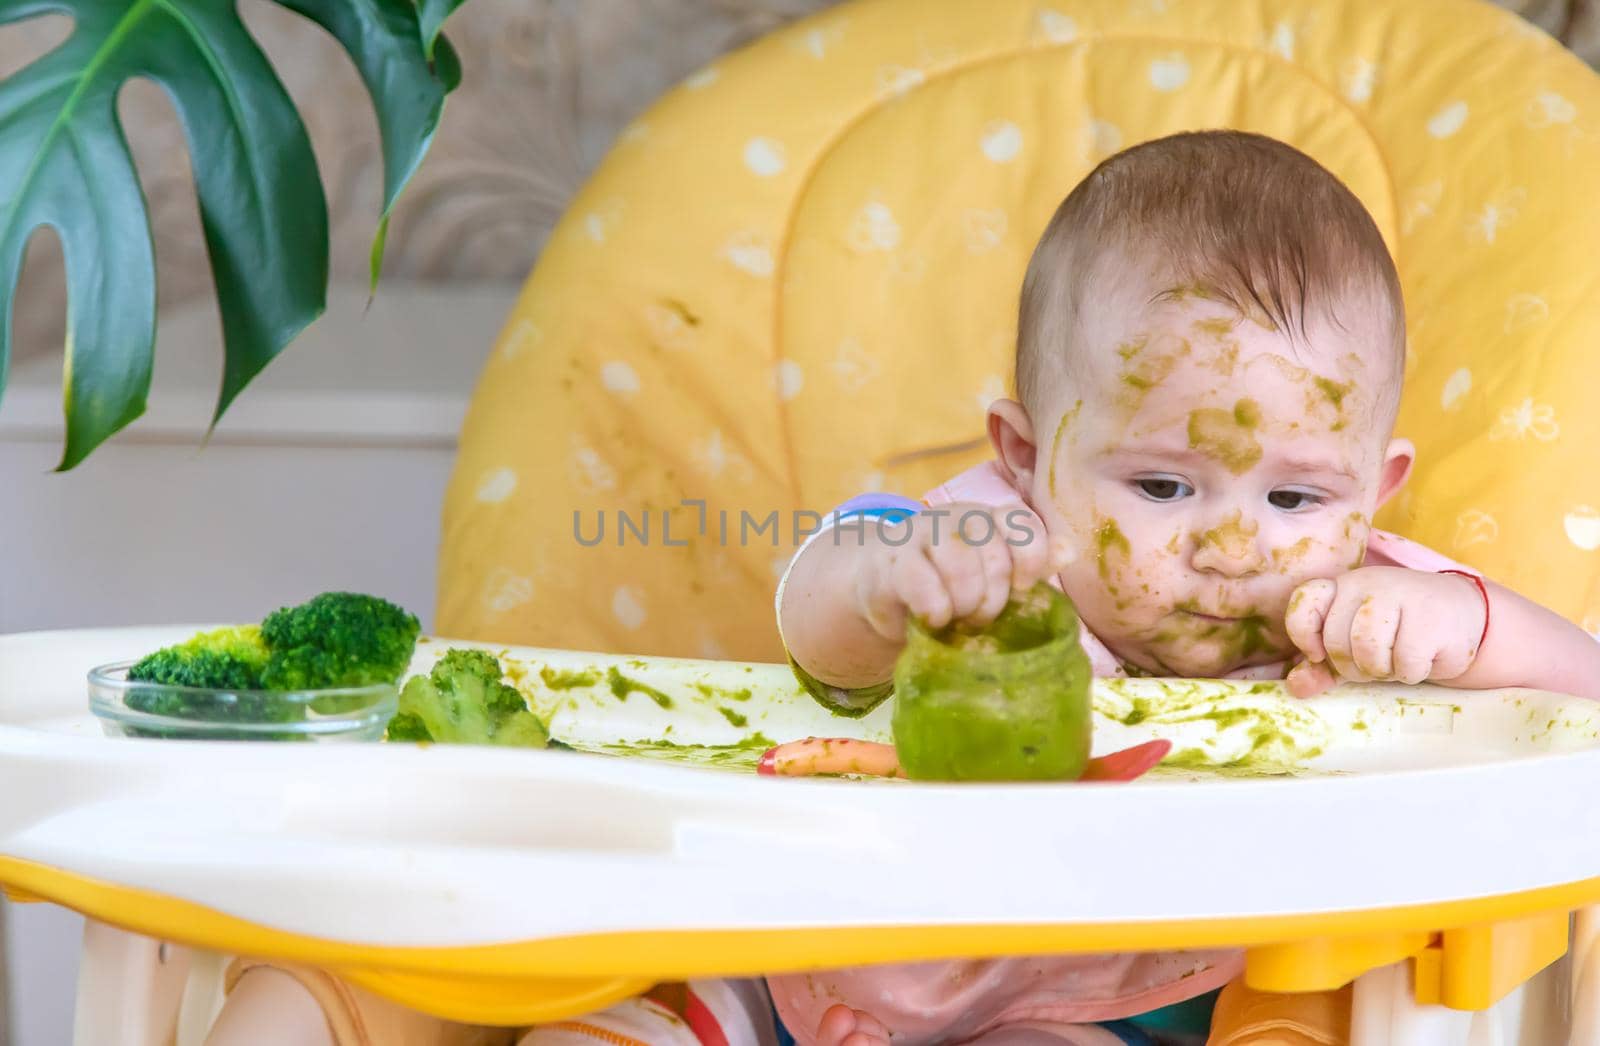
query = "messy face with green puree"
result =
(1007, 277, 1412, 679)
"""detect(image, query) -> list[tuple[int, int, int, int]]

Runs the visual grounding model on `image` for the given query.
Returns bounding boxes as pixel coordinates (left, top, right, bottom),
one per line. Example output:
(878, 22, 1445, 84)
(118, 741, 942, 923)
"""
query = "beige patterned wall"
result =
(1, 0, 1592, 366)
(3, 0, 836, 364)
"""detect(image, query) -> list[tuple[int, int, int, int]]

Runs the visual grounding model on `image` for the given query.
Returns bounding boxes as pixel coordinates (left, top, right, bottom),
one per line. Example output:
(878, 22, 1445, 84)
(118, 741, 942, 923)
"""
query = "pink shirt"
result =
(769, 462, 1479, 1045)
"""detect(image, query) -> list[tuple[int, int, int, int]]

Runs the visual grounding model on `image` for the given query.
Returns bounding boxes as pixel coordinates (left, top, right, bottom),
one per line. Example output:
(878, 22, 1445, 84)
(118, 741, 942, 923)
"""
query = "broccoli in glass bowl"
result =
(89, 592, 417, 741)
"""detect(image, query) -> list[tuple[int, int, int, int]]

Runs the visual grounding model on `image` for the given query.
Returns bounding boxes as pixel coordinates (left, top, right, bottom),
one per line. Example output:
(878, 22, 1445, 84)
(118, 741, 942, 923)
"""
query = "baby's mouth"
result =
(1173, 602, 1253, 623)
(1180, 610, 1241, 623)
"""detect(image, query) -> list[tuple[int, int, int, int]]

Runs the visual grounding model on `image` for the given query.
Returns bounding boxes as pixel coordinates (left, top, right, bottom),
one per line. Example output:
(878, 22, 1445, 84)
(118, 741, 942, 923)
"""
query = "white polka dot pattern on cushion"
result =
(961, 208, 1007, 252)
(581, 201, 624, 245)
(1566, 507, 1600, 552)
(601, 361, 641, 396)
(831, 337, 880, 392)
(847, 201, 901, 251)
(1455, 509, 1500, 550)
(789, 23, 844, 61)
(1465, 188, 1525, 244)
(743, 137, 787, 177)
(499, 318, 541, 362)
(877, 65, 925, 98)
(684, 66, 718, 90)
(570, 439, 617, 494)
(1428, 100, 1469, 138)
(973, 374, 1006, 415)
(773, 359, 805, 401)
(483, 569, 533, 614)
(476, 467, 518, 504)
(723, 232, 775, 276)
(1525, 90, 1577, 128)
(1148, 53, 1190, 91)
(980, 120, 1023, 162)
(693, 429, 754, 483)
(1081, 117, 1123, 160)
(645, 302, 698, 351)
(611, 586, 647, 629)
(1034, 10, 1077, 43)
(1266, 21, 1296, 60)
(1342, 58, 1379, 103)
(1505, 292, 1550, 332)
(1490, 398, 1560, 442)
(1402, 180, 1444, 235)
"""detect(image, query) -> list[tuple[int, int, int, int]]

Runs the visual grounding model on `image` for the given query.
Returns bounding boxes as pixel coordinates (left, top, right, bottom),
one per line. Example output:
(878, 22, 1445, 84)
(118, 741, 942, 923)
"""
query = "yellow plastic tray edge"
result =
(6, 854, 1600, 974)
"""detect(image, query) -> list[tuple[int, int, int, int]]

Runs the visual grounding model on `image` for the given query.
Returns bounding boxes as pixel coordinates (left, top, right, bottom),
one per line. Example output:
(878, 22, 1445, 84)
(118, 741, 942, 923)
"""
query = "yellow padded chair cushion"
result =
(440, 0, 1600, 660)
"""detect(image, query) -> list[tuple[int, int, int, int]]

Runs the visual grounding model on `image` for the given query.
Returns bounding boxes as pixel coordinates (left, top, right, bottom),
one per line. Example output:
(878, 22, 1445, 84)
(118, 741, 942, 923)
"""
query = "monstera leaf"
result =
(416, 0, 464, 60)
(0, 0, 465, 469)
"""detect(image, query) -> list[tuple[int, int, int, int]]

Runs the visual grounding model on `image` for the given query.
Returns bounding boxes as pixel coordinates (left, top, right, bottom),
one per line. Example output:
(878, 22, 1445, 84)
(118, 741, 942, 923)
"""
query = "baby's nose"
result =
(1190, 513, 1266, 577)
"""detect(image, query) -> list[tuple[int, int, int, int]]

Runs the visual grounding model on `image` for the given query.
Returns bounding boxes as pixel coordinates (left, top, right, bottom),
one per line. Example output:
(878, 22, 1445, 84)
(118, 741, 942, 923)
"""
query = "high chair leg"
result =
(1350, 949, 1577, 1046)
(72, 920, 189, 1046)
(1571, 907, 1600, 1045)
(1351, 961, 1473, 1045)
(175, 952, 230, 1046)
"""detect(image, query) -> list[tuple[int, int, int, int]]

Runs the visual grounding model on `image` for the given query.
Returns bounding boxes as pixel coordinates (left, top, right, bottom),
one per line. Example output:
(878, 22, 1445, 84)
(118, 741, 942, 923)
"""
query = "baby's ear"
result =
(988, 399, 1038, 496)
(1376, 437, 1415, 507)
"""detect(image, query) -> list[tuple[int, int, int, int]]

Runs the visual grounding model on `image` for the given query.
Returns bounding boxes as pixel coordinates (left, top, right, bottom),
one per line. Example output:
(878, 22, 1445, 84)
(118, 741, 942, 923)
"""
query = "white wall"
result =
(2, 903, 80, 1046)
(0, 440, 457, 636)
(0, 284, 514, 1045)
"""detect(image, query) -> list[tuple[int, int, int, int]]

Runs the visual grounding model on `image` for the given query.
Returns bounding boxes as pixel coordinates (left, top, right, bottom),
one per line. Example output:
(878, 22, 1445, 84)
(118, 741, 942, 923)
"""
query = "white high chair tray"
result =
(1, 626, 1598, 950)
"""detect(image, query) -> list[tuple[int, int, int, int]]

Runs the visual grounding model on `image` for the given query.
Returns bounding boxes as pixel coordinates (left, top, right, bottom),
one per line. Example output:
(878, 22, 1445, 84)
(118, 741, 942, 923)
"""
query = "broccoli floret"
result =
(259, 592, 420, 691)
(128, 625, 269, 690)
(117, 594, 421, 741)
(384, 711, 433, 742)
(124, 625, 292, 733)
(387, 648, 548, 747)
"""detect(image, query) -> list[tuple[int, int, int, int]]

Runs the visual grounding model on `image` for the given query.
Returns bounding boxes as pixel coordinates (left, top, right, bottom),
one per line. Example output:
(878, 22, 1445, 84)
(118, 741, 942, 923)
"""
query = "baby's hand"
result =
(1284, 567, 1486, 697)
(816, 1004, 891, 1046)
(854, 501, 1065, 641)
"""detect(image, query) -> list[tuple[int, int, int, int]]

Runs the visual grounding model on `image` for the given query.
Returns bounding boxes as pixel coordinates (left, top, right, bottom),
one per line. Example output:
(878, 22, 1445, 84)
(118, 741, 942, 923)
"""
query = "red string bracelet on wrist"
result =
(1439, 569, 1490, 654)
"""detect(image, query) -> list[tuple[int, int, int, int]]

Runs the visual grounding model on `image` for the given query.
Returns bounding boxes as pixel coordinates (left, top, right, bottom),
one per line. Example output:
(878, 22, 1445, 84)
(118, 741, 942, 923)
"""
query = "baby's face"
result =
(1032, 292, 1402, 677)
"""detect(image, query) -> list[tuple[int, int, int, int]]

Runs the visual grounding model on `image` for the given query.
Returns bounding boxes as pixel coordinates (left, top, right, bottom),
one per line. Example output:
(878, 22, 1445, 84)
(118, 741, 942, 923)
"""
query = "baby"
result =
(200, 131, 1599, 1046)
(770, 130, 1600, 1046)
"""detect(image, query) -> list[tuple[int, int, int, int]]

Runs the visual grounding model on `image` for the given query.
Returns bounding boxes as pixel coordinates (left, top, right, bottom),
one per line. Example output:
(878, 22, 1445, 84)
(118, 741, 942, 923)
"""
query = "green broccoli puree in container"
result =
(891, 583, 1092, 781)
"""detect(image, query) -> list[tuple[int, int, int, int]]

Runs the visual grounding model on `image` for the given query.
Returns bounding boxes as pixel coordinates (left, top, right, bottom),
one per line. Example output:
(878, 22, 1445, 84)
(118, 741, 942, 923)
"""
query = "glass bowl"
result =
(891, 582, 1093, 781)
(88, 661, 396, 742)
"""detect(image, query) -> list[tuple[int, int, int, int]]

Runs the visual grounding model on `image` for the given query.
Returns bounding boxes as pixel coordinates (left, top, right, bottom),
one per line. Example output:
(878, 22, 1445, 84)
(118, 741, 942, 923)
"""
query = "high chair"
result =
(5, 0, 1600, 1042)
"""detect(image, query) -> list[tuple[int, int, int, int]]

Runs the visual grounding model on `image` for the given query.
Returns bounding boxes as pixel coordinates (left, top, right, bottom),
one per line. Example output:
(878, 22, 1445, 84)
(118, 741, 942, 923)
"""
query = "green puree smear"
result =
(695, 682, 752, 702)
(1096, 518, 1131, 581)
(1187, 398, 1262, 475)
(1314, 376, 1352, 408)
(540, 666, 602, 690)
(892, 583, 1093, 781)
(605, 666, 674, 709)
(1312, 377, 1355, 432)
(570, 735, 777, 772)
(1048, 400, 1082, 500)
(1100, 679, 1326, 777)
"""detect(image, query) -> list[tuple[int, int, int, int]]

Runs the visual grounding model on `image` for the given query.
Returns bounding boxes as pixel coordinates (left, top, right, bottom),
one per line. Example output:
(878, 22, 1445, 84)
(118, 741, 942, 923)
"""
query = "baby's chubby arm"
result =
(1284, 567, 1600, 700)
(779, 501, 1066, 689)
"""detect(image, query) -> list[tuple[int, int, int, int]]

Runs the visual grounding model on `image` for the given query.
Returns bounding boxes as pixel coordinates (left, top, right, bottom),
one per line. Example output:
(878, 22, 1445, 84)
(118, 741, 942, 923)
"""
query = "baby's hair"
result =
(1016, 130, 1405, 421)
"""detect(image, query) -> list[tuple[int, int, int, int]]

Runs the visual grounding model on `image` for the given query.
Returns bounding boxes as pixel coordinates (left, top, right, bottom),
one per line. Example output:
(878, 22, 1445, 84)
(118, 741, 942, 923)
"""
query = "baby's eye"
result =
(1134, 476, 1194, 502)
(1268, 487, 1326, 511)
